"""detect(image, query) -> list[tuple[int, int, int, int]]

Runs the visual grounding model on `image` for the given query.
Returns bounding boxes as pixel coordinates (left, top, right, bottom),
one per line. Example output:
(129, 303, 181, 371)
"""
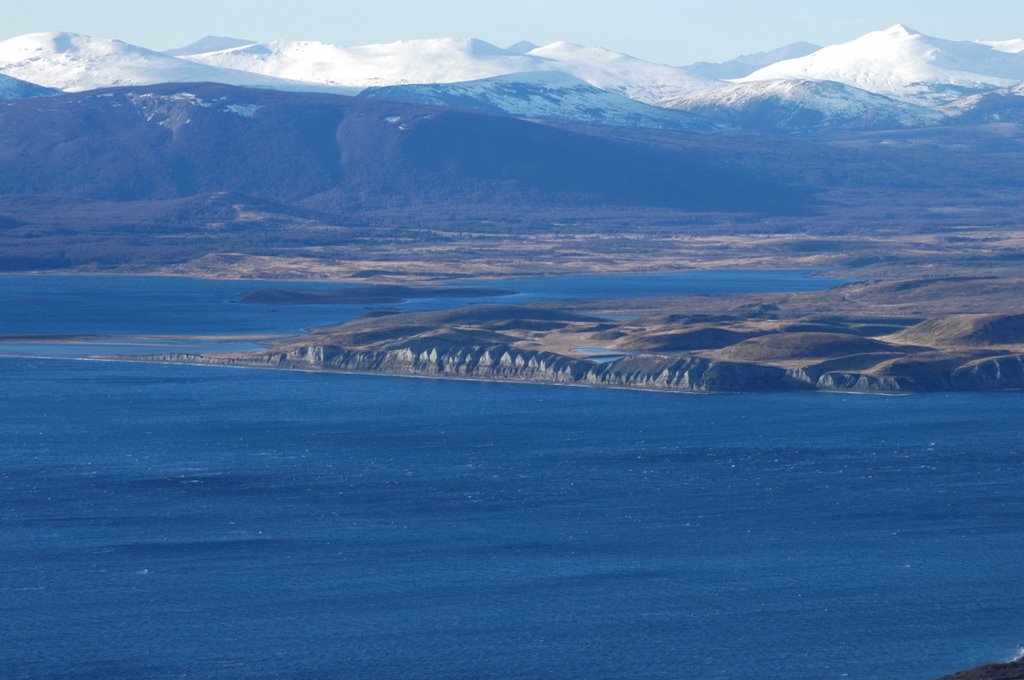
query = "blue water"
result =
(0, 270, 841, 356)
(2, 274, 1021, 680)
(466, 269, 846, 303)
(2, 359, 1022, 679)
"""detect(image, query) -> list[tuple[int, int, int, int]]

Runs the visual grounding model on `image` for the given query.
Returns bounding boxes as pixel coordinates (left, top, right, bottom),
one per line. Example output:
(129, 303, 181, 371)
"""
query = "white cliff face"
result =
(146, 343, 859, 392)
(144, 338, 1024, 394)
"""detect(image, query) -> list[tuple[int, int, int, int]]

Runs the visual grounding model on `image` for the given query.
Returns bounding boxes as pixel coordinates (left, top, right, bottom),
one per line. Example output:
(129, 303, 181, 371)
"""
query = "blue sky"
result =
(4, 0, 1024, 64)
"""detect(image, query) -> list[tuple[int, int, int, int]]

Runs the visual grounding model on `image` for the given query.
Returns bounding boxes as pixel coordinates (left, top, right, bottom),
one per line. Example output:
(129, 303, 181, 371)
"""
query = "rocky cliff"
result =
(142, 340, 1024, 393)
(938, 657, 1024, 680)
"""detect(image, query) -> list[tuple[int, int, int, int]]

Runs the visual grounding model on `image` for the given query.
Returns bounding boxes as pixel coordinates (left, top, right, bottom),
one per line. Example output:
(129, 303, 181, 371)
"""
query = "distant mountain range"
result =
(358, 72, 713, 130)
(659, 79, 945, 131)
(0, 83, 803, 213)
(0, 32, 355, 94)
(4, 26, 1024, 132)
(2, 79, 1023, 273)
(686, 42, 822, 80)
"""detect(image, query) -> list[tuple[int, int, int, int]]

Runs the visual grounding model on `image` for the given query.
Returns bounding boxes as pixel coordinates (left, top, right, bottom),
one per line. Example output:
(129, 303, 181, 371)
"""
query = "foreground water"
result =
(1, 273, 1021, 679)
(2, 358, 1022, 679)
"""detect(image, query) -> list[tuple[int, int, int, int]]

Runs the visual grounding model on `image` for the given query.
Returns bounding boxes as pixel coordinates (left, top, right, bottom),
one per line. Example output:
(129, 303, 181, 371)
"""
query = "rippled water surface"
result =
(1, 274, 1020, 679)
(3, 359, 1022, 679)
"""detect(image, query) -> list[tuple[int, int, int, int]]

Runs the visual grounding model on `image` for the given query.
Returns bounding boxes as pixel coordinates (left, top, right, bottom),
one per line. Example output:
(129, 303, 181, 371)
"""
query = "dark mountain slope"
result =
(0, 73, 61, 99)
(0, 82, 804, 215)
(4, 82, 1024, 274)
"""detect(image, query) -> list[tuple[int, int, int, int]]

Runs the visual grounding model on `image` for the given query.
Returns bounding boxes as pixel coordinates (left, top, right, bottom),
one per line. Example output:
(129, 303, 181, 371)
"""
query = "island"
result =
(939, 656, 1024, 680)
(136, 274, 1024, 393)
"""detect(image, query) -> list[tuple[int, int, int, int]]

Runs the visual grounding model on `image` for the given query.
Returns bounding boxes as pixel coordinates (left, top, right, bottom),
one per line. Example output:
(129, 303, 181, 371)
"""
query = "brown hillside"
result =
(888, 314, 1024, 347)
(712, 332, 903, 363)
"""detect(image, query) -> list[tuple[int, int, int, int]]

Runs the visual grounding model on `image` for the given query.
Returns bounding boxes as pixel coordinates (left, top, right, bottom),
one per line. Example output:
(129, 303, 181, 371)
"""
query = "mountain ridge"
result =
(743, 24, 1024, 105)
(0, 72, 61, 99)
(660, 78, 945, 131)
(0, 31, 357, 93)
(359, 71, 715, 129)
(182, 36, 718, 103)
(3, 27, 1024, 135)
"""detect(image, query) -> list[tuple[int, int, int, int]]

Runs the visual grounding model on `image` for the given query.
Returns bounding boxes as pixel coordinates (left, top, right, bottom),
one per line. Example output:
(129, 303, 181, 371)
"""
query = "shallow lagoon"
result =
(0, 270, 842, 356)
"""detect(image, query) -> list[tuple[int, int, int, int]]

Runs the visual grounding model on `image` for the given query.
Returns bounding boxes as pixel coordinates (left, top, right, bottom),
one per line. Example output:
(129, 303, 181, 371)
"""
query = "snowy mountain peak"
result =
(883, 23, 923, 37)
(506, 41, 539, 54)
(687, 41, 822, 80)
(0, 31, 356, 93)
(165, 36, 257, 57)
(530, 41, 622, 62)
(460, 37, 515, 56)
(523, 41, 718, 102)
(977, 38, 1024, 54)
(3, 31, 149, 58)
(185, 36, 716, 103)
(184, 37, 535, 89)
(742, 25, 1024, 105)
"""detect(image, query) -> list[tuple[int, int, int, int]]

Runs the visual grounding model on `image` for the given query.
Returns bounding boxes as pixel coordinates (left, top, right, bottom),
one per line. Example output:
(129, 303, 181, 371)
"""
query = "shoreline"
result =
(938, 655, 1024, 680)
(0, 265, 849, 286)
(0, 352, 922, 398)
(61, 351, 1022, 397)
(108, 332, 1024, 394)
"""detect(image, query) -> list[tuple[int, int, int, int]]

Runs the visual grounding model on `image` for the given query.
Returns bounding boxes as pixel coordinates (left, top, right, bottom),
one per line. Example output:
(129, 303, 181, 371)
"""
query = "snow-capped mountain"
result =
(686, 42, 821, 80)
(522, 42, 716, 103)
(942, 82, 1024, 124)
(5, 26, 1024, 134)
(660, 79, 944, 131)
(359, 71, 712, 130)
(0, 72, 60, 99)
(184, 37, 716, 103)
(184, 37, 541, 89)
(977, 39, 1024, 54)
(506, 41, 540, 55)
(743, 25, 1024, 106)
(164, 35, 256, 57)
(0, 32, 355, 93)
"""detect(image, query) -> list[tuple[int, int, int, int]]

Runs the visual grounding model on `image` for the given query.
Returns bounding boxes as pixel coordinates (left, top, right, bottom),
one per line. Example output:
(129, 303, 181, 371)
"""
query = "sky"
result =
(3, 0, 1024, 65)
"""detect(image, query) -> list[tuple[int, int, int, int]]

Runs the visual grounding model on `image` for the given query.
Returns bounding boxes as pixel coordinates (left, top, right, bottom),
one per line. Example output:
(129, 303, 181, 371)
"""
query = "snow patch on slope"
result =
(360, 70, 709, 129)
(661, 78, 944, 130)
